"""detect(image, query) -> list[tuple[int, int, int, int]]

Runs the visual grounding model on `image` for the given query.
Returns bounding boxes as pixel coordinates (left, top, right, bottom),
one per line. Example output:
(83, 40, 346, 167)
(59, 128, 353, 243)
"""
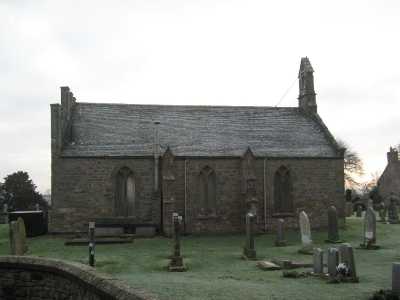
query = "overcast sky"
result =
(0, 0, 399, 193)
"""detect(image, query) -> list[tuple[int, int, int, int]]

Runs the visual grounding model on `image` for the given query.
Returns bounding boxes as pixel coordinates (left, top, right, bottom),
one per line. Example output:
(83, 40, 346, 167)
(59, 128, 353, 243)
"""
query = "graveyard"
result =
(0, 215, 398, 300)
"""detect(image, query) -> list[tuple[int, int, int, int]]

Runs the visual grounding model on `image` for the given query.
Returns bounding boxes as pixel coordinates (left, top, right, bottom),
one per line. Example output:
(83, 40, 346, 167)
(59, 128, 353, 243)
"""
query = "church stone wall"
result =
(165, 157, 344, 234)
(50, 155, 343, 234)
(378, 163, 400, 200)
(49, 157, 157, 233)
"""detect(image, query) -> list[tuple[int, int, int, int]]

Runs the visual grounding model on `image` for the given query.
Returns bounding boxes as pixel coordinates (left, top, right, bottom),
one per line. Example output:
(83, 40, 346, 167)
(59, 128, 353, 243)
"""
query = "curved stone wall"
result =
(0, 256, 156, 300)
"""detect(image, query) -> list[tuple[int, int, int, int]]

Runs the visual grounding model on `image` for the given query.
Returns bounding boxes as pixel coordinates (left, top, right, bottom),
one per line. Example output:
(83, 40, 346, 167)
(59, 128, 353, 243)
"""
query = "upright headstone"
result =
(275, 218, 287, 247)
(345, 190, 353, 217)
(361, 207, 379, 249)
(243, 212, 256, 259)
(35, 203, 40, 211)
(367, 199, 374, 209)
(339, 243, 358, 281)
(16, 217, 28, 254)
(88, 222, 95, 267)
(345, 202, 353, 218)
(378, 201, 387, 223)
(392, 263, 400, 295)
(356, 205, 362, 218)
(326, 206, 341, 243)
(327, 248, 339, 277)
(313, 248, 324, 274)
(3, 203, 8, 224)
(168, 213, 186, 271)
(298, 211, 313, 254)
(9, 218, 28, 255)
(388, 199, 400, 224)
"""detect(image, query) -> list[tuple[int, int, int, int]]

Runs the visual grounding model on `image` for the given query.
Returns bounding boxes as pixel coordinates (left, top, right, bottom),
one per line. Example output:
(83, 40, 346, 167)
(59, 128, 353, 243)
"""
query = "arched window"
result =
(115, 167, 135, 217)
(199, 166, 216, 215)
(273, 166, 293, 214)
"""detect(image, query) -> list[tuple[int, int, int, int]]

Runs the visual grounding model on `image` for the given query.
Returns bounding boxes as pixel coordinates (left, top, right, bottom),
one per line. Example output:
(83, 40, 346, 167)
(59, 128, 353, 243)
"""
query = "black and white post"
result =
(88, 222, 96, 267)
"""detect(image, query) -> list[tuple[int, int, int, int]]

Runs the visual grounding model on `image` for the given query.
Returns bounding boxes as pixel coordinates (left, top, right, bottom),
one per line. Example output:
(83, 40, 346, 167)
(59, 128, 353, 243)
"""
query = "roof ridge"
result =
(75, 102, 299, 109)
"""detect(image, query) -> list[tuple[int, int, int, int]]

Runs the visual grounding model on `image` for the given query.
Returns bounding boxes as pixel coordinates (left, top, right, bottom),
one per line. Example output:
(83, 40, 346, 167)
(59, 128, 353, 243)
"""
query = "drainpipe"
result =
(263, 158, 267, 232)
(184, 159, 188, 232)
(154, 121, 160, 192)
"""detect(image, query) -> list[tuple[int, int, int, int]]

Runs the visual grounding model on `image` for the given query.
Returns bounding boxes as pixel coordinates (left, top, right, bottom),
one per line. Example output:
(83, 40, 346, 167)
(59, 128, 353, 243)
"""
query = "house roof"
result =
(60, 102, 340, 158)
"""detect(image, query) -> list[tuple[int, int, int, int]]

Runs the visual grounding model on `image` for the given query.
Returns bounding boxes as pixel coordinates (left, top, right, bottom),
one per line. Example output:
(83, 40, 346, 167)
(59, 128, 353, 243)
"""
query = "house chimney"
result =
(387, 147, 399, 164)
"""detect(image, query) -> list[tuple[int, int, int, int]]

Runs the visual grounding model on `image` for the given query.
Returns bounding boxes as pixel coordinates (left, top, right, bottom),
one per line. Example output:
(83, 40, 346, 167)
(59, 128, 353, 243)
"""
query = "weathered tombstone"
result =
(17, 217, 28, 253)
(326, 206, 341, 243)
(392, 262, 400, 295)
(243, 212, 256, 259)
(168, 213, 186, 271)
(275, 218, 287, 247)
(361, 207, 379, 249)
(367, 199, 374, 208)
(345, 190, 352, 217)
(327, 248, 339, 277)
(345, 189, 352, 202)
(345, 202, 353, 218)
(356, 205, 362, 218)
(313, 248, 323, 274)
(9, 218, 28, 255)
(88, 222, 95, 267)
(388, 199, 400, 224)
(2, 203, 8, 224)
(378, 201, 387, 223)
(298, 211, 313, 254)
(339, 243, 358, 282)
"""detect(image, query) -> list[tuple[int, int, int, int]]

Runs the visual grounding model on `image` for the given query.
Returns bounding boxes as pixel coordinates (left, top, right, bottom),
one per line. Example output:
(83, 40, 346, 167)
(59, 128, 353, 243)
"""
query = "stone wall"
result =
(168, 157, 344, 233)
(50, 155, 344, 234)
(50, 157, 157, 233)
(378, 162, 400, 200)
(0, 256, 155, 300)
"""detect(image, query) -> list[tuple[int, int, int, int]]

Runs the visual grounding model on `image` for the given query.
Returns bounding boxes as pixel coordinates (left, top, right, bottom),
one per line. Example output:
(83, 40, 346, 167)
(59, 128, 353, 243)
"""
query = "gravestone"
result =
(275, 218, 287, 247)
(298, 211, 313, 254)
(345, 190, 353, 217)
(356, 205, 362, 218)
(388, 199, 400, 224)
(326, 206, 341, 243)
(168, 213, 186, 271)
(35, 203, 40, 211)
(243, 212, 256, 259)
(345, 202, 353, 218)
(360, 207, 379, 249)
(393, 263, 400, 295)
(339, 243, 358, 282)
(9, 218, 28, 255)
(378, 201, 387, 223)
(313, 248, 323, 274)
(327, 247, 339, 277)
(2, 203, 8, 224)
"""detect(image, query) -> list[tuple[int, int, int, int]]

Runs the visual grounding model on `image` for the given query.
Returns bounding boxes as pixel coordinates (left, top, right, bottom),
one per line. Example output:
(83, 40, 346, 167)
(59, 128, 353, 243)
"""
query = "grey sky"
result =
(0, 0, 399, 193)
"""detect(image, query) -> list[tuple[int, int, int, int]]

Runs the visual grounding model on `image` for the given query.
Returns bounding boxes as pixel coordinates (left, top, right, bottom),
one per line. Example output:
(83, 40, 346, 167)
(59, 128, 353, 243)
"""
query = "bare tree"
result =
(337, 139, 364, 189)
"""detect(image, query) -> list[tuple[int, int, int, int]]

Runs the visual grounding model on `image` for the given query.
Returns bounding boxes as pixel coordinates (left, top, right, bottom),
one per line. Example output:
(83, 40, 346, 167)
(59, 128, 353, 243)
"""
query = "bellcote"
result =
(298, 57, 317, 114)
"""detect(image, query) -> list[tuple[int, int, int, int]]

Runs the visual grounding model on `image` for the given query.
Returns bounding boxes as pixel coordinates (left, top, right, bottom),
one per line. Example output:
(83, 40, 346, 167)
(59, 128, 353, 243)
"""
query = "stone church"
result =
(49, 57, 345, 234)
(377, 147, 400, 200)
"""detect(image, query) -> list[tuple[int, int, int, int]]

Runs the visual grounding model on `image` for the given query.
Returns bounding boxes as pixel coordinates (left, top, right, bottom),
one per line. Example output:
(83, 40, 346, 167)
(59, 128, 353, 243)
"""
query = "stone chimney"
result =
(387, 147, 399, 164)
(298, 57, 317, 114)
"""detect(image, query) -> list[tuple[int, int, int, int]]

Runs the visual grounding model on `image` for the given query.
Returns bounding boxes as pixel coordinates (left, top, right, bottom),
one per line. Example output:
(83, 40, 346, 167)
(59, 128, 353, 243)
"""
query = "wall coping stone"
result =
(0, 255, 157, 300)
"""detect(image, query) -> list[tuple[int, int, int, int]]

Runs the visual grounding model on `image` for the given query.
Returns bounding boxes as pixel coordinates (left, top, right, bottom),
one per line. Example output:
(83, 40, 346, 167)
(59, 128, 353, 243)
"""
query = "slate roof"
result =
(61, 102, 340, 158)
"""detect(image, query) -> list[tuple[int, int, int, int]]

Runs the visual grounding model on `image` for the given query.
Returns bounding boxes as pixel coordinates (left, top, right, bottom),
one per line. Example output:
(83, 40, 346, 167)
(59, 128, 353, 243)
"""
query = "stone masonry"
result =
(49, 57, 345, 234)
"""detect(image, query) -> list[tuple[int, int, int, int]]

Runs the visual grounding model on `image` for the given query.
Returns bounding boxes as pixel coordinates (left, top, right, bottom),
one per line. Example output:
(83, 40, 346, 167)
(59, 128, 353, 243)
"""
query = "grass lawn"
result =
(0, 217, 398, 300)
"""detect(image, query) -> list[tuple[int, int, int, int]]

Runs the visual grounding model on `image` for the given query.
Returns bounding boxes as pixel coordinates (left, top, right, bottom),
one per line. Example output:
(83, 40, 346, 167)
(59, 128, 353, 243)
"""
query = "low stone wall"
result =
(0, 256, 156, 300)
